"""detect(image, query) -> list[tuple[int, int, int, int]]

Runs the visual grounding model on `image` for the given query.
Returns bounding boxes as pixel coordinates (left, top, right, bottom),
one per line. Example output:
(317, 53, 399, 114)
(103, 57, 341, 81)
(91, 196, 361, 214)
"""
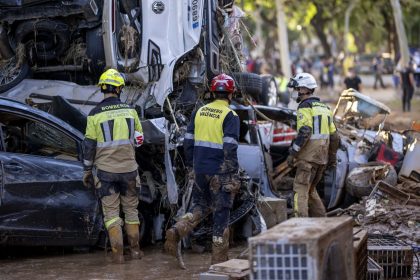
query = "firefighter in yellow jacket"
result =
(286, 73, 340, 217)
(164, 74, 240, 265)
(82, 69, 144, 263)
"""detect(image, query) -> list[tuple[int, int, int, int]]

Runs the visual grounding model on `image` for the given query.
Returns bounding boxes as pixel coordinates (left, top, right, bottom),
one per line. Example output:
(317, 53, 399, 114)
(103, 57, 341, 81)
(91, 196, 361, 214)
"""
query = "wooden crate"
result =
(249, 217, 354, 280)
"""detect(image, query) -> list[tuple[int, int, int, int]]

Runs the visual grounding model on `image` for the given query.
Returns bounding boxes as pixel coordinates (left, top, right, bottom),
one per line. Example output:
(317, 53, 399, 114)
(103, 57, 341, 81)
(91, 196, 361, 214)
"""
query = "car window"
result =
(0, 111, 79, 161)
(234, 109, 258, 144)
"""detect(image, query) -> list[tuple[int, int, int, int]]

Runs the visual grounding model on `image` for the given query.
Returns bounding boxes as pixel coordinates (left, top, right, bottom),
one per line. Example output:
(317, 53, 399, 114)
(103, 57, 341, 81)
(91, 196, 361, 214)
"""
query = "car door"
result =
(0, 109, 100, 245)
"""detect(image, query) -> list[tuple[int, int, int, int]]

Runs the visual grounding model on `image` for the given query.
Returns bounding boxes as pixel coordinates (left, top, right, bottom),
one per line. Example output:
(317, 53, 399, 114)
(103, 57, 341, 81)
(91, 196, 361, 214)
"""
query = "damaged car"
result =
(0, 97, 102, 246)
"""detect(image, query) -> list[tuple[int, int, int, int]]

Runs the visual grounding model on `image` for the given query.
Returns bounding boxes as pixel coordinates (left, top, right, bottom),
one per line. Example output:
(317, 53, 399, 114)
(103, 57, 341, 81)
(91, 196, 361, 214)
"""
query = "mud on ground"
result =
(0, 243, 247, 280)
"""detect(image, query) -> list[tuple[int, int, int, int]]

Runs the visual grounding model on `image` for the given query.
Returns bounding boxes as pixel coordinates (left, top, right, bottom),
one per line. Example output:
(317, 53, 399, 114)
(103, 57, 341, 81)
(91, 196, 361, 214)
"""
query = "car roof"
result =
(0, 97, 84, 140)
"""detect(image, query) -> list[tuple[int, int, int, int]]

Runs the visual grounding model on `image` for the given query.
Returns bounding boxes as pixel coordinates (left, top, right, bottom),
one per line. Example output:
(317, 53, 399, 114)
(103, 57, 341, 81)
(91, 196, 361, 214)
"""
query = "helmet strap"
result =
(101, 84, 122, 96)
(297, 90, 313, 103)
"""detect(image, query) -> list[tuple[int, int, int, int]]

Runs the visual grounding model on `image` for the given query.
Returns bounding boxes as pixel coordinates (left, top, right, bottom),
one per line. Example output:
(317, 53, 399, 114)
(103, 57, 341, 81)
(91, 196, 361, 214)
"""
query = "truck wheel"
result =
(231, 72, 262, 102)
(0, 57, 30, 93)
(86, 27, 106, 78)
(15, 20, 69, 62)
(260, 74, 278, 106)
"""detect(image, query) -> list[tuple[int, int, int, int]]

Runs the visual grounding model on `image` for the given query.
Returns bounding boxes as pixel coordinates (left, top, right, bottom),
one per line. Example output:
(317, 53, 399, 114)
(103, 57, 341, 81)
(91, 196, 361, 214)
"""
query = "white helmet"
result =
(287, 72, 318, 89)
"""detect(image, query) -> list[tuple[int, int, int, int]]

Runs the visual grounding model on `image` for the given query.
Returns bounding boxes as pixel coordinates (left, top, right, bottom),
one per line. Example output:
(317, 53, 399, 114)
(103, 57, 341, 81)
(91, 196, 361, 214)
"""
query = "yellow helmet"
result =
(98, 69, 125, 88)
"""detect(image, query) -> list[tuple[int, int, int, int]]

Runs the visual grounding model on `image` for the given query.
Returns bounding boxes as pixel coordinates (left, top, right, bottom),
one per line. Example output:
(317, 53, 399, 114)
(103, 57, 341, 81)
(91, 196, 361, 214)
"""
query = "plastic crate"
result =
(368, 257, 384, 280)
(368, 235, 413, 279)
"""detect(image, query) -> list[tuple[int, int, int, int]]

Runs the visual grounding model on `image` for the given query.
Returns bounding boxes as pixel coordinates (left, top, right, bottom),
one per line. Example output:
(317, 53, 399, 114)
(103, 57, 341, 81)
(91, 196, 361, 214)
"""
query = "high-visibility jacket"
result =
(184, 99, 240, 175)
(293, 97, 336, 164)
(275, 76, 289, 93)
(83, 97, 142, 173)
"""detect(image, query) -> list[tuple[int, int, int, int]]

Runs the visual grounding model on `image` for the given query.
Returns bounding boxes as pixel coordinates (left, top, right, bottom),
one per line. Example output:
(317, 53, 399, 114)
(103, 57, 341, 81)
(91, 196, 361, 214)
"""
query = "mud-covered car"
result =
(0, 97, 102, 246)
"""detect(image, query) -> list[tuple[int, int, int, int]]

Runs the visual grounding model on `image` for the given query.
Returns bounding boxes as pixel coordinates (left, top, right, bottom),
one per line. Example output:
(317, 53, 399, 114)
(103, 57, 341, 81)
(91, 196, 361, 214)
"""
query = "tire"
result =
(231, 72, 262, 102)
(260, 74, 278, 106)
(0, 57, 30, 93)
(86, 27, 105, 78)
(15, 20, 69, 62)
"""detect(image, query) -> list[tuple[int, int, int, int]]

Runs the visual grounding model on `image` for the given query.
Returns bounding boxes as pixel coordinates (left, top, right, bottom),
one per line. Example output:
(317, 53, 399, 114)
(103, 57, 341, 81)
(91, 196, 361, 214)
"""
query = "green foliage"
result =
(239, 0, 419, 57)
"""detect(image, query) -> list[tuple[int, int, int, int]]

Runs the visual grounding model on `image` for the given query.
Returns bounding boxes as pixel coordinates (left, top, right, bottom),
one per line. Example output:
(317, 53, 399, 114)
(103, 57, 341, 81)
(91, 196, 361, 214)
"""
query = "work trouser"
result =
(188, 174, 235, 238)
(95, 169, 140, 229)
(402, 86, 414, 112)
(374, 72, 385, 89)
(293, 160, 326, 217)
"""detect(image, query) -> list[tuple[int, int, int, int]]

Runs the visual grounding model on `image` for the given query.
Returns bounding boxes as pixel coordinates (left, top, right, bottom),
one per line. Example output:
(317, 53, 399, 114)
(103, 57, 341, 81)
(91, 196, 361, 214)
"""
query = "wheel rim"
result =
(0, 57, 24, 86)
(267, 79, 278, 106)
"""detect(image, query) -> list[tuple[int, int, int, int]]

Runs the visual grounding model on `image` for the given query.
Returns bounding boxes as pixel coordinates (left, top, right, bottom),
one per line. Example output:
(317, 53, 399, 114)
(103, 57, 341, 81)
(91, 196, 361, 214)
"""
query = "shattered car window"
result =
(0, 112, 78, 160)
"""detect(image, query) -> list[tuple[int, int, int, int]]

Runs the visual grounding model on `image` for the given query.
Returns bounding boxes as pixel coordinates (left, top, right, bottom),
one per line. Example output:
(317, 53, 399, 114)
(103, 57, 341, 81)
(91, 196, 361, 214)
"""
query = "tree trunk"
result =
(310, 8, 331, 57)
(382, 7, 397, 59)
(275, 0, 291, 78)
(253, 5, 265, 58)
(344, 0, 357, 56)
(390, 0, 410, 67)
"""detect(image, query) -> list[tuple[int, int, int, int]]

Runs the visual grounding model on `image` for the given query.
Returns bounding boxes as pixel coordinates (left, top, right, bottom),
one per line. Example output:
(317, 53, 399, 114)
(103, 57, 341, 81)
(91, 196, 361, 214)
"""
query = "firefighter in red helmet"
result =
(164, 73, 240, 265)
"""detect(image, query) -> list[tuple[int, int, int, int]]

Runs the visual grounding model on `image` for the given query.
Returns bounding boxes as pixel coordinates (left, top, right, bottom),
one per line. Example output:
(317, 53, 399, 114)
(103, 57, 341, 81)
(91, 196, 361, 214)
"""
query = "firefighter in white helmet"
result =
(287, 73, 340, 217)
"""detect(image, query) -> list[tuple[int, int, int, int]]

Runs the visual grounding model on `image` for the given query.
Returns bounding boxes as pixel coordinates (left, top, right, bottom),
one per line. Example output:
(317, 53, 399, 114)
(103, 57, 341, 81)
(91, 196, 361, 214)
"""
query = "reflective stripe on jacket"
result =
(184, 99, 240, 175)
(295, 97, 336, 164)
(83, 97, 142, 173)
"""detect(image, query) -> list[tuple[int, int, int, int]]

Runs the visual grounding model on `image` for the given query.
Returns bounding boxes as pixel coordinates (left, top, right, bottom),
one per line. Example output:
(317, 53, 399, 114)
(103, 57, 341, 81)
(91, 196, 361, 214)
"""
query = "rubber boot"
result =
(164, 227, 180, 257)
(211, 228, 230, 264)
(164, 211, 202, 257)
(125, 223, 144, 259)
(108, 226, 125, 264)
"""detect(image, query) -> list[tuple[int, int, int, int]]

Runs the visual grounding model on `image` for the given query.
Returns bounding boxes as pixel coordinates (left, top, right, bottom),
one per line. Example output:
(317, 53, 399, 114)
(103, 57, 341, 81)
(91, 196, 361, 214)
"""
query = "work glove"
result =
(287, 148, 297, 168)
(220, 173, 240, 194)
(83, 169, 94, 189)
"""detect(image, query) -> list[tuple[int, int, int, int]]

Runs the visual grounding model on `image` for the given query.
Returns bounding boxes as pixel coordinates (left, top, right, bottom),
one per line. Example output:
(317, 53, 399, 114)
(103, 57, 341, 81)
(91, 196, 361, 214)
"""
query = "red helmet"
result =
(210, 74, 235, 94)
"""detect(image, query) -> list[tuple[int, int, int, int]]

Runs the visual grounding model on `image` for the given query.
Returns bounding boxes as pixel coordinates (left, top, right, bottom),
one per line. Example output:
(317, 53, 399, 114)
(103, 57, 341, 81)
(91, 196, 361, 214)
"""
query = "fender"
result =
(130, 0, 205, 105)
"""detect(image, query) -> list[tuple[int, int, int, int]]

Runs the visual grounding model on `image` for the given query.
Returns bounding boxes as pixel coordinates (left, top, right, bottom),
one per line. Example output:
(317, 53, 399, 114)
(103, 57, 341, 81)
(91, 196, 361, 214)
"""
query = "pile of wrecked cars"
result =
(0, 0, 284, 247)
(2, 73, 419, 252)
(0, 0, 418, 259)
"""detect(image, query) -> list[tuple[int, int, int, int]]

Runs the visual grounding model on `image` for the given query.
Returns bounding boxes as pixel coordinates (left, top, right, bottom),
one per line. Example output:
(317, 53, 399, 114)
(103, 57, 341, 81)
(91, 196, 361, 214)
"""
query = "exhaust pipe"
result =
(0, 25, 13, 59)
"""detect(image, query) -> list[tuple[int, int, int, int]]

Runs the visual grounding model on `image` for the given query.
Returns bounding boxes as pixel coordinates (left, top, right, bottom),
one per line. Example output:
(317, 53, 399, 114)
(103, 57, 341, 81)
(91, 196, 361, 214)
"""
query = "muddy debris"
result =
(332, 177, 420, 246)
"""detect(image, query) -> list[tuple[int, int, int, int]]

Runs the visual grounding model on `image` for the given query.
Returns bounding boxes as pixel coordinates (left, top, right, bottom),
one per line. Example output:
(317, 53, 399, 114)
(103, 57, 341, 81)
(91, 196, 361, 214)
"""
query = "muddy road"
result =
(0, 244, 246, 280)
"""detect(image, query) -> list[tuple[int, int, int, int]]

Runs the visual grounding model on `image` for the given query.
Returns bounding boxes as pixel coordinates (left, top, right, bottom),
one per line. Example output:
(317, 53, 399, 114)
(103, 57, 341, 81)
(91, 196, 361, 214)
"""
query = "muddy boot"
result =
(164, 212, 202, 257)
(125, 223, 144, 260)
(211, 228, 230, 265)
(108, 226, 125, 264)
(164, 227, 180, 257)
